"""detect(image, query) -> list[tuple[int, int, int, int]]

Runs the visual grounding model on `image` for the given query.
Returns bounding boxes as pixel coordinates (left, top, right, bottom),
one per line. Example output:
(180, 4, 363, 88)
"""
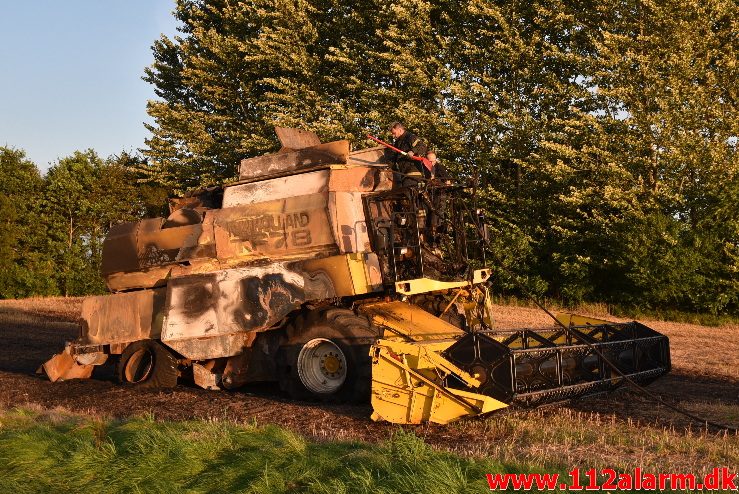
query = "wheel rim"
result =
(296, 338, 347, 394)
(124, 348, 154, 383)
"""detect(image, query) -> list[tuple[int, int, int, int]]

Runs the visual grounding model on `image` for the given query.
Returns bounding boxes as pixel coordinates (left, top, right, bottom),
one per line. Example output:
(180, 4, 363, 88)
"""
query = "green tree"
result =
(143, 0, 459, 190)
(588, 0, 739, 313)
(144, 0, 330, 192)
(0, 147, 56, 298)
(43, 151, 142, 296)
(142, 0, 739, 314)
(109, 151, 171, 218)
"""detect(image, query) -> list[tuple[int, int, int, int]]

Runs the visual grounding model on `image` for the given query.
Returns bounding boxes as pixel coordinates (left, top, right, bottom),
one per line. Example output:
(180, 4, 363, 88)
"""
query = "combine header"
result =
(42, 128, 670, 424)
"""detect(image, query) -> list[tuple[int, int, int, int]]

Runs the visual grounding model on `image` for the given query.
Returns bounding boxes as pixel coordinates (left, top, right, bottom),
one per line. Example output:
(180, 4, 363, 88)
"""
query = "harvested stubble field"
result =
(0, 297, 736, 476)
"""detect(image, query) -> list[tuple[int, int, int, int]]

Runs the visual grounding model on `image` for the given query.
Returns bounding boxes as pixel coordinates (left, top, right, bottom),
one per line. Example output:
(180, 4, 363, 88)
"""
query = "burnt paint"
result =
(301, 270, 336, 300)
(340, 225, 354, 252)
(139, 245, 179, 268)
(239, 141, 349, 180)
(236, 274, 305, 328)
(360, 169, 377, 189)
(227, 212, 313, 249)
(178, 242, 217, 261)
(179, 276, 218, 318)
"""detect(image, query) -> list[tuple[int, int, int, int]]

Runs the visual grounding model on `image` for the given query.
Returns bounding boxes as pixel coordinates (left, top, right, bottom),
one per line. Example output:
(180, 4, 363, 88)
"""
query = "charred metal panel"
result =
(105, 259, 223, 293)
(138, 218, 202, 269)
(329, 191, 371, 252)
(177, 211, 216, 261)
(161, 263, 337, 359)
(169, 186, 223, 212)
(162, 264, 306, 341)
(222, 169, 329, 208)
(239, 140, 350, 181)
(165, 333, 257, 361)
(347, 146, 388, 167)
(162, 273, 222, 342)
(213, 193, 337, 259)
(275, 127, 321, 150)
(159, 254, 381, 360)
(102, 214, 206, 278)
(81, 288, 166, 345)
(103, 209, 219, 291)
(328, 166, 393, 192)
(105, 266, 173, 292)
(101, 222, 139, 276)
(137, 218, 177, 268)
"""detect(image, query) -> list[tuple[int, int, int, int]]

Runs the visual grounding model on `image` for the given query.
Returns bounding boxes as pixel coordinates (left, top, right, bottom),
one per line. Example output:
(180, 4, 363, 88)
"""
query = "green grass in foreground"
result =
(0, 408, 559, 494)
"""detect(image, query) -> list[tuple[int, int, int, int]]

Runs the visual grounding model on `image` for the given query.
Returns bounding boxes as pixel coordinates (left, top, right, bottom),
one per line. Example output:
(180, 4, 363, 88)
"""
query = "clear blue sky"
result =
(0, 1, 179, 171)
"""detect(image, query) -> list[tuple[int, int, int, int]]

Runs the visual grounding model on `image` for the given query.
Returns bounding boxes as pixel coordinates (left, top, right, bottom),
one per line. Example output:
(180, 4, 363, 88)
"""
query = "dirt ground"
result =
(0, 297, 736, 470)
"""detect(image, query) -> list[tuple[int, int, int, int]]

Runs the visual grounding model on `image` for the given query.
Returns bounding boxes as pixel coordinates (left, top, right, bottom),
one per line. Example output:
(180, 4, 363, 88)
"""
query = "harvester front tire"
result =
(277, 308, 377, 403)
(117, 340, 179, 389)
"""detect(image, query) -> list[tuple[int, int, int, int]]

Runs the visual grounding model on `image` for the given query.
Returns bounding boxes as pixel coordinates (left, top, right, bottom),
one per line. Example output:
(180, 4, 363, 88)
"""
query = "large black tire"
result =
(276, 308, 379, 403)
(116, 340, 179, 389)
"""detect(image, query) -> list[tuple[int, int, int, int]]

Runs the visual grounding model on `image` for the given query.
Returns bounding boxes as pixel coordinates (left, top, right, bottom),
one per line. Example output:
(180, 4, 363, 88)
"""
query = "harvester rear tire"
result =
(117, 340, 179, 389)
(277, 308, 378, 403)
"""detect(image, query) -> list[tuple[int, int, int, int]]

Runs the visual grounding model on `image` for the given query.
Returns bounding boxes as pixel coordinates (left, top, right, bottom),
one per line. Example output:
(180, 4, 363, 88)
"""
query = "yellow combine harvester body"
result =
(42, 128, 671, 424)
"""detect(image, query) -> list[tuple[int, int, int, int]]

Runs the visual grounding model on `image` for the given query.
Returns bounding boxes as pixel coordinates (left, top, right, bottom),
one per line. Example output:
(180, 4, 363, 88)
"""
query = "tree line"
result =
(0, 148, 167, 298)
(141, 0, 738, 314)
(2, 0, 737, 315)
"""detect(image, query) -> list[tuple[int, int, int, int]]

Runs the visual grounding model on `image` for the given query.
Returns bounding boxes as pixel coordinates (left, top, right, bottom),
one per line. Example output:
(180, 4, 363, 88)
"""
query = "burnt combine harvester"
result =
(42, 128, 670, 424)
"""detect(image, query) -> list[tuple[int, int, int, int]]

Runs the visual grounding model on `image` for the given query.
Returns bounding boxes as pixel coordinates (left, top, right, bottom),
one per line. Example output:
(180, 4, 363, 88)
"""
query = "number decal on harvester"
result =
(226, 211, 316, 250)
(292, 229, 312, 246)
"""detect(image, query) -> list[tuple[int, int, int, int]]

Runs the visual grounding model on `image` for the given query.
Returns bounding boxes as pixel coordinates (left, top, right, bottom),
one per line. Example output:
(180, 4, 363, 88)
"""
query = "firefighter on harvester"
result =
(384, 122, 428, 187)
(423, 150, 450, 247)
(425, 150, 451, 181)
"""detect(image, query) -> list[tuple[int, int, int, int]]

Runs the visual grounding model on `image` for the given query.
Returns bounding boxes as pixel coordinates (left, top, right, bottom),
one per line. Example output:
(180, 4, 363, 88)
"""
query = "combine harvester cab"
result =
(41, 127, 670, 424)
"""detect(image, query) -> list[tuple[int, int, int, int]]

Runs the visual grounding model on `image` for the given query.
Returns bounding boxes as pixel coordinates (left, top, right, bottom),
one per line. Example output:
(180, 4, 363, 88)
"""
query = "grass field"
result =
(0, 407, 551, 494)
(0, 407, 735, 493)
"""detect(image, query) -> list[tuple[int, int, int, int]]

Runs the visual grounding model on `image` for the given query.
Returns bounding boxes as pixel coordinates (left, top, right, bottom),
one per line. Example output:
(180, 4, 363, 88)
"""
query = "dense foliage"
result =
(0, 148, 160, 297)
(2, 0, 737, 315)
(139, 0, 738, 314)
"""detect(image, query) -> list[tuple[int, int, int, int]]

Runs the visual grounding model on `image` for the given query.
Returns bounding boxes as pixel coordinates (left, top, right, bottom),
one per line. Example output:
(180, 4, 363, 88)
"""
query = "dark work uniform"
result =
(427, 160, 451, 243)
(431, 162, 449, 180)
(384, 131, 428, 187)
